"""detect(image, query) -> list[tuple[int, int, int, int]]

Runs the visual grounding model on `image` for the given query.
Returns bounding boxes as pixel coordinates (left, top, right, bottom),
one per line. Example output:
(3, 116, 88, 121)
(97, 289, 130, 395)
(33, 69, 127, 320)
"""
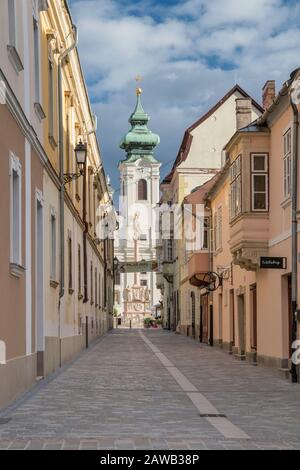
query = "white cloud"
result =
(69, 0, 300, 191)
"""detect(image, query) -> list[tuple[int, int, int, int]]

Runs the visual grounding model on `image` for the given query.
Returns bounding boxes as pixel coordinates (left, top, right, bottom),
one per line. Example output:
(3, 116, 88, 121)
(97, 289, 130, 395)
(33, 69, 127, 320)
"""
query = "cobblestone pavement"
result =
(1, 329, 300, 450)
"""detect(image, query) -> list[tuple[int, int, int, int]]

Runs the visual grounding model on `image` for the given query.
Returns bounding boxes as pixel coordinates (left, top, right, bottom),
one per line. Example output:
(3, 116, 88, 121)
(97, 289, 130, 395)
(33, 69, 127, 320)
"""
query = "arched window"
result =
(137, 179, 147, 200)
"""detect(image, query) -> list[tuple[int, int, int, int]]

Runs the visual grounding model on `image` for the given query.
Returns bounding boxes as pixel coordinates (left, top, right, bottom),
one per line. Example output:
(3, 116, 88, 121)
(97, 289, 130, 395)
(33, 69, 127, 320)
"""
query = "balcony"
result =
(162, 261, 174, 283)
(188, 252, 209, 288)
(229, 213, 269, 270)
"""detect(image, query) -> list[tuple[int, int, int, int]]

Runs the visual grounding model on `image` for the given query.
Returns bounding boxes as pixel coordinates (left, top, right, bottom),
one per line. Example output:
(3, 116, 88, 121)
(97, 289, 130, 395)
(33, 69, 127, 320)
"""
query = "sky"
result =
(69, 0, 300, 196)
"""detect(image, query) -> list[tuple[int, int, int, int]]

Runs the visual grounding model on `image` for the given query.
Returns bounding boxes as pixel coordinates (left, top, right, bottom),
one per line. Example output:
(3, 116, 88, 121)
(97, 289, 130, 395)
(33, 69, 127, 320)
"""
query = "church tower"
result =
(114, 84, 161, 328)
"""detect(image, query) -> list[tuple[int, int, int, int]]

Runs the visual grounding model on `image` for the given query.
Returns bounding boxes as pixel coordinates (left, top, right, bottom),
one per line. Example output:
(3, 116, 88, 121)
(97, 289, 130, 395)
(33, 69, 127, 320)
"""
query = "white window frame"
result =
(283, 128, 291, 199)
(9, 152, 22, 265)
(251, 153, 269, 212)
(229, 155, 241, 220)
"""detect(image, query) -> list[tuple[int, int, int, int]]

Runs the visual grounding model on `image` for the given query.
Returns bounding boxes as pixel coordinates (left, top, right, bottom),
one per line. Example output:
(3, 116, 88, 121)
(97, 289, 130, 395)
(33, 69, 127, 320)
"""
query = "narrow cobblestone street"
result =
(1, 329, 300, 450)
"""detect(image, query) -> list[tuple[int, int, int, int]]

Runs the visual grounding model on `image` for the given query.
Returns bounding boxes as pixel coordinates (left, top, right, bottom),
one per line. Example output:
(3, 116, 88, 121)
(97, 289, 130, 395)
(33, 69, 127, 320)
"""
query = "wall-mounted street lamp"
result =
(64, 139, 87, 185)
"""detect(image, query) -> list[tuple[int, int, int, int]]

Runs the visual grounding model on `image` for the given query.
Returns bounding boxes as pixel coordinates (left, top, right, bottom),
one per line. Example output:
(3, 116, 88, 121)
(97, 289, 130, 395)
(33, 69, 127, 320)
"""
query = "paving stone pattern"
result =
(0, 329, 300, 450)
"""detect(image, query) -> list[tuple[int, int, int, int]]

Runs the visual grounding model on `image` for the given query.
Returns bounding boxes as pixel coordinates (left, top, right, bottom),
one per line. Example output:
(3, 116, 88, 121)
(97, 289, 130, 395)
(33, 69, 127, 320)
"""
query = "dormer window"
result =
(138, 179, 147, 200)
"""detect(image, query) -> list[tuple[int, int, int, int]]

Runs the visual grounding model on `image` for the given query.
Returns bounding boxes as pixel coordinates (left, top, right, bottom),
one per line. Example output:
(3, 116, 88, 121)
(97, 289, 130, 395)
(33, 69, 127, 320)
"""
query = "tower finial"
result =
(135, 75, 143, 95)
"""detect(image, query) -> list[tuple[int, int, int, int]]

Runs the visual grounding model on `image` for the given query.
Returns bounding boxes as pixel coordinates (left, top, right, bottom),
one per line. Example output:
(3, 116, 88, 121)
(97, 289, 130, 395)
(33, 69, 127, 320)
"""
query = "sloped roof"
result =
(162, 84, 264, 185)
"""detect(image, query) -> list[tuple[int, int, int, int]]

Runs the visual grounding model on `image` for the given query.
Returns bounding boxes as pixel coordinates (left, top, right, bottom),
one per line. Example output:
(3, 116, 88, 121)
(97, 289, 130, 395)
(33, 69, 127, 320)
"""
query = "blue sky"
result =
(69, 0, 300, 195)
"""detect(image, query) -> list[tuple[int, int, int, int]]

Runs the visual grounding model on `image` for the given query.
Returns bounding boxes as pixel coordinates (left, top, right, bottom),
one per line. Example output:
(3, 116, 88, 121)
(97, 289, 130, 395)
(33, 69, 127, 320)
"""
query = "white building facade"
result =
(114, 89, 161, 327)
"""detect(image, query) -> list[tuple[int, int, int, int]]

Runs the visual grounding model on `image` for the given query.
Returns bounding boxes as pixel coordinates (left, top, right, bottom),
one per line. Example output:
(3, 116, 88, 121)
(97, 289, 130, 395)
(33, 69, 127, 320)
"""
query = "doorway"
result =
(36, 195, 44, 377)
(191, 292, 195, 338)
(200, 294, 209, 343)
(250, 284, 257, 352)
(218, 293, 223, 345)
(229, 289, 235, 351)
(237, 294, 246, 356)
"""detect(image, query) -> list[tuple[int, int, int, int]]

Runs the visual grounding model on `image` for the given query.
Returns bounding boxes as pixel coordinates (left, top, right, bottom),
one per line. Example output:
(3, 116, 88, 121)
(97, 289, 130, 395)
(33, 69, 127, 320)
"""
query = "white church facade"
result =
(114, 87, 161, 328)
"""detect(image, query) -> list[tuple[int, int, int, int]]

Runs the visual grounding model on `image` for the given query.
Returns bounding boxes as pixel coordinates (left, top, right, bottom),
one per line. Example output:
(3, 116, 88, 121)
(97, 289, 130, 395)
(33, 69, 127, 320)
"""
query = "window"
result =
(8, 0, 16, 47)
(10, 153, 22, 265)
(68, 235, 72, 291)
(283, 129, 291, 199)
(7, 0, 23, 73)
(213, 207, 222, 251)
(140, 280, 147, 287)
(137, 179, 147, 200)
(230, 155, 241, 219)
(251, 154, 268, 211)
(98, 273, 101, 309)
(139, 234, 147, 241)
(90, 262, 93, 304)
(48, 58, 54, 140)
(78, 244, 81, 295)
(165, 239, 173, 262)
(50, 211, 56, 280)
(95, 268, 97, 307)
(33, 17, 40, 104)
(202, 217, 209, 250)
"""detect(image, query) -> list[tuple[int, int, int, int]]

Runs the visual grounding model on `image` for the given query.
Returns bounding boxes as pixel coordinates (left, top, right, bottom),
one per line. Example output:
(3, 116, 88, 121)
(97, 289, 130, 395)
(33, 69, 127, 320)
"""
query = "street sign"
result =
(118, 261, 158, 273)
(260, 257, 287, 269)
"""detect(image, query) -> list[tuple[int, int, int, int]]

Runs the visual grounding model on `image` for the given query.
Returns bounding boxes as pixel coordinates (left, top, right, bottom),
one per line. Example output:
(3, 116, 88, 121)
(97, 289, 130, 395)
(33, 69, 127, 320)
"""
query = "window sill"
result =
(50, 279, 59, 289)
(280, 197, 292, 209)
(10, 263, 25, 278)
(34, 102, 46, 121)
(7, 45, 24, 74)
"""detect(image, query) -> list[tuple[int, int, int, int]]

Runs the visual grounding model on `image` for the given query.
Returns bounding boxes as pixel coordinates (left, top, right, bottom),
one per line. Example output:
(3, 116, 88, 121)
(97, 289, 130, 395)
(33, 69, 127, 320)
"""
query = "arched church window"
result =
(138, 179, 147, 200)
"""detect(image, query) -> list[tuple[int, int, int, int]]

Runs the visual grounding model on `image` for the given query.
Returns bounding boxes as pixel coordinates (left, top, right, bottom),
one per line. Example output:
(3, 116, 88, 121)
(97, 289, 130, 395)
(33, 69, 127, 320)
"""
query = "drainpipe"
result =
(58, 24, 78, 366)
(290, 93, 299, 383)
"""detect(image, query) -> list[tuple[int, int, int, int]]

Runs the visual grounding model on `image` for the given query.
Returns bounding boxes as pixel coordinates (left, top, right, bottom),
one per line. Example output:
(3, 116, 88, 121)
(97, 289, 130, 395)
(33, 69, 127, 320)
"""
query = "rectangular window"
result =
(10, 153, 22, 265)
(202, 217, 209, 250)
(48, 58, 54, 139)
(68, 235, 72, 291)
(95, 268, 97, 307)
(99, 273, 101, 309)
(283, 129, 291, 199)
(90, 262, 93, 304)
(251, 154, 268, 211)
(140, 279, 147, 287)
(78, 244, 81, 295)
(230, 155, 241, 219)
(50, 213, 56, 280)
(8, 0, 16, 47)
(33, 17, 40, 103)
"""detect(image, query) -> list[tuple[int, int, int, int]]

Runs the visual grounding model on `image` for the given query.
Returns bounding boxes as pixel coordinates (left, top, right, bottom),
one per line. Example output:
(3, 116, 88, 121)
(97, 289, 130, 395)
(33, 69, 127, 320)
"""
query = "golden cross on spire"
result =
(135, 75, 143, 95)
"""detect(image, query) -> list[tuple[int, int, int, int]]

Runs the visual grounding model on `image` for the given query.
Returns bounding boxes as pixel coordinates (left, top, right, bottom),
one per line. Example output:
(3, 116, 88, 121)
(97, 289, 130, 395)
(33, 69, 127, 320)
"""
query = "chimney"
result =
(262, 80, 276, 110)
(236, 98, 252, 130)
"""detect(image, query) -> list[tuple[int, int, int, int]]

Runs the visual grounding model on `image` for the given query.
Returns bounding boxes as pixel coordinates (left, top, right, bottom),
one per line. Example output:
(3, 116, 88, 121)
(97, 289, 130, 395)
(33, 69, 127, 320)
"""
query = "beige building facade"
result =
(169, 70, 300, 380)
(0, 0, 114, 409)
